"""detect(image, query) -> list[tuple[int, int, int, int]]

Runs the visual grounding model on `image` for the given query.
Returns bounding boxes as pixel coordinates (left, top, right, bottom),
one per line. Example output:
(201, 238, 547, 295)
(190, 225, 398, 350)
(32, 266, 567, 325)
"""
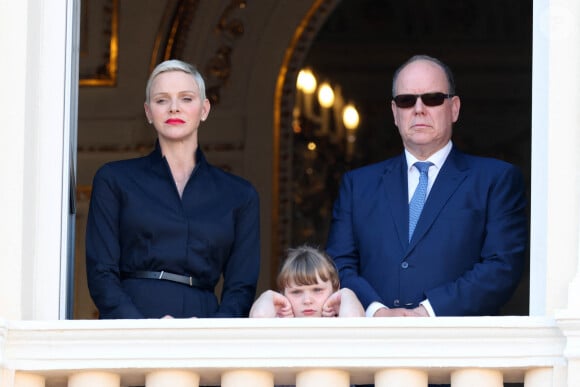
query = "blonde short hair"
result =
(145, 59, 206, 103)
(277, 245, 340, 292)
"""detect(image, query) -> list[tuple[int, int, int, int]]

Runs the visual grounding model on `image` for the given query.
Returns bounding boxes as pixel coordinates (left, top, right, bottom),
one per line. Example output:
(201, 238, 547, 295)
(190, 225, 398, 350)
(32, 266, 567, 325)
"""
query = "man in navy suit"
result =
(326, 55, 527, 317)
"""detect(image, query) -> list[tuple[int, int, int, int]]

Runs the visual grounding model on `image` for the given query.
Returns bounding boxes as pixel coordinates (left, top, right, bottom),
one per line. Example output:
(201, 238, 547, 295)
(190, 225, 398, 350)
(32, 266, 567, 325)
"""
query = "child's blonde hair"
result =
(276, 245, 340, 293)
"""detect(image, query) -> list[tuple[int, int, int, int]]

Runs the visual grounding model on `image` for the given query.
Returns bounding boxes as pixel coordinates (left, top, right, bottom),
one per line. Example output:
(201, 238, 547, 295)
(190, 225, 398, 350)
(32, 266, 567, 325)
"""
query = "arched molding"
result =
(272, 0, 340, 274)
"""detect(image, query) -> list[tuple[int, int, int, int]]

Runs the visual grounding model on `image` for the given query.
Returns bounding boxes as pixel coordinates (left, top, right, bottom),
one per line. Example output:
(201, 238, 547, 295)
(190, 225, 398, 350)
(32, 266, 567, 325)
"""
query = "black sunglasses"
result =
(393, 92, 454, 108)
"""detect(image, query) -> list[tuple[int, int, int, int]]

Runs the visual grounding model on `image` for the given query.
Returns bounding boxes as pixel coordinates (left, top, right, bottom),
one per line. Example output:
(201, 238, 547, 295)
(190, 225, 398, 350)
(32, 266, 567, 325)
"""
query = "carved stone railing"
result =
(0, 316, 573, 386)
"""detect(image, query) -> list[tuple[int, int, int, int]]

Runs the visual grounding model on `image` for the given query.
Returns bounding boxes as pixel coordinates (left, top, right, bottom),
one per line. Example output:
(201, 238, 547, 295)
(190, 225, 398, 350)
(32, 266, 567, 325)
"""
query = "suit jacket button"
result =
(394, 299, 400, 306)
(401, 261, 409, 269)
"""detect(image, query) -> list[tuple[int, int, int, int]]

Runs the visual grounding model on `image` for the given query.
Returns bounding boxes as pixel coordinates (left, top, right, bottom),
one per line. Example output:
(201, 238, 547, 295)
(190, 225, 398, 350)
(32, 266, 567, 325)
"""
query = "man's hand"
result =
(373, 305, 428, 317)
(411, 304, 429, 317)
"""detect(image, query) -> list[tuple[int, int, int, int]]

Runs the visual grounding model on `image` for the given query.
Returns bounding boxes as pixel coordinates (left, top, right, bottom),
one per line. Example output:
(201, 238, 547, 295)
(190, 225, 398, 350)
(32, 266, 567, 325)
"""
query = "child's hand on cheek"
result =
(273, 292, 295, 318)
(323, 288, 365, 317)
(322, 291, 341, 317)
(250, 290, 295, 318)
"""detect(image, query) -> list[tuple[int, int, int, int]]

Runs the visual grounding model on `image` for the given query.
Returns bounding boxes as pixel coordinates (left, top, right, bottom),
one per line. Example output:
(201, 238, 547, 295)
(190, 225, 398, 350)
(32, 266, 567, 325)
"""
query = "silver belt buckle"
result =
(159, 270, 165, 280)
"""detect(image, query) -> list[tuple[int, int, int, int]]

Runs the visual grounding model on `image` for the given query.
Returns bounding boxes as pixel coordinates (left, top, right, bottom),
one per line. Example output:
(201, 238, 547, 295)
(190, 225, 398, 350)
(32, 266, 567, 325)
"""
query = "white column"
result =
(221, 370, 273, 387)
(14, 372, 45, 387)
(450, 369, 502, 387)
(68, 371, 120, 387)
(524, 367, 554, 387)
(0, 0, 28, 321)
(375, 368, 428, 387)
(146, 370, 200, 387)
(534, 0, 580, 315)
(0, 0, 76, 320)
(296, 369, 350, 387)
(26, 0, 77, 321)
(566, 359, 580, 387)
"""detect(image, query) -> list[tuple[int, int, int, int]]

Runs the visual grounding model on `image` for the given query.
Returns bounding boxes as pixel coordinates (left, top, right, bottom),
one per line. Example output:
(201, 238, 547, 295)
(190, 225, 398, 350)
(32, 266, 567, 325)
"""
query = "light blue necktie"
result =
(409, 161, 433, 241)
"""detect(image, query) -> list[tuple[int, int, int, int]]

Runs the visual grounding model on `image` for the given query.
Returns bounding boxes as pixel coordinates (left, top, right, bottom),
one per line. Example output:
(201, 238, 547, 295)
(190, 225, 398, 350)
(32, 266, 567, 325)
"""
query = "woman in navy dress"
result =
(85, 59, 260, 319)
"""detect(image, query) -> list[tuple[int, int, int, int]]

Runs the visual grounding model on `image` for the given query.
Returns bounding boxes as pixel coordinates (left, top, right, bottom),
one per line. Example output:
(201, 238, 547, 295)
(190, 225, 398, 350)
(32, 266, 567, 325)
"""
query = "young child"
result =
(250, 245, 364, 318)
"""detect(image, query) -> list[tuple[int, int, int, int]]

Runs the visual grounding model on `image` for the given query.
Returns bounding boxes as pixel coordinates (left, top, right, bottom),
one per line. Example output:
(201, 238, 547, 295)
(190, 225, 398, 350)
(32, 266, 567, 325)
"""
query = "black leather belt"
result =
(122, 270, 205, 288)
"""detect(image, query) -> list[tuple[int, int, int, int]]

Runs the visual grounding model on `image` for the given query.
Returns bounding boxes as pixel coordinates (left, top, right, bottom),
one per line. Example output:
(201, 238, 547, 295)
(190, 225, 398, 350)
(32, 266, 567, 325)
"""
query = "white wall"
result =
(1, 0, 580, 320)
(0, 0, 76, 320)
(0, 0, 28, 319)
(533, 0, 580, 315)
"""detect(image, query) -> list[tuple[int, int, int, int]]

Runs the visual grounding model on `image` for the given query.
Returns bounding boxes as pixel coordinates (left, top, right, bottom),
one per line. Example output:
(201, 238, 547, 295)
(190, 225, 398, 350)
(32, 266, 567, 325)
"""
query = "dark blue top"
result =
(85, 143, 260, 319)
(327, 147, 527, 316)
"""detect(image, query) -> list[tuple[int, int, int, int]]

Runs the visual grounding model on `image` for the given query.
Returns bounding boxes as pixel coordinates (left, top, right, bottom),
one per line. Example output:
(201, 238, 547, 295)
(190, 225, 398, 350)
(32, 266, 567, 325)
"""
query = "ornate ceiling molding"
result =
(149, 0, 248, 105)
(149, 0, 201, 72)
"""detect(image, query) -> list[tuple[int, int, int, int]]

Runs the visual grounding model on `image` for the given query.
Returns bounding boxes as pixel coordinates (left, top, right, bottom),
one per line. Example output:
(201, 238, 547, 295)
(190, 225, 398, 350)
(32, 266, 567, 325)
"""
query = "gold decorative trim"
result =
(149, 0, 247, 105)
(149, 0, 201, 72)
(79, 0, 119, 87)
(204, 0, 248, 105)
(272, 0, 340, 286)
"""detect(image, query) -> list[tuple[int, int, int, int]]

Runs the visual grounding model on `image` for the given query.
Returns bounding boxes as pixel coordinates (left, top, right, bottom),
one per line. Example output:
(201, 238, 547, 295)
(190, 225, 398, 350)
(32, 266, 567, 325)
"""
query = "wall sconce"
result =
(296, 69, 317, 119)
(317, 82, 335, 108)
(291, 68, 362, 246)
(294, 67, 360, 148)
(297, 68, 317, 93)
(342, 103, 360, 130)
(317, 82, 334, 134)
(342, 103, 360, 160)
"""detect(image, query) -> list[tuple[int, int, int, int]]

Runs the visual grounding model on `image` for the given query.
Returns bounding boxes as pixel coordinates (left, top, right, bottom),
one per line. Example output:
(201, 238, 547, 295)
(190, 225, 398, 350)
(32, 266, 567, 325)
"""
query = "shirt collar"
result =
(149, 140, 207, 167)
(405, 141, 453, 171)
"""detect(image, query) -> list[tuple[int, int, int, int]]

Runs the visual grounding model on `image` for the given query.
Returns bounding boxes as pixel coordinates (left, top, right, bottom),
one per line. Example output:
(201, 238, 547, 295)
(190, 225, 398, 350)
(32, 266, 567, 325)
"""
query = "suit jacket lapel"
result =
(408, 148, 469, 250)
(382, 154, 409, 249)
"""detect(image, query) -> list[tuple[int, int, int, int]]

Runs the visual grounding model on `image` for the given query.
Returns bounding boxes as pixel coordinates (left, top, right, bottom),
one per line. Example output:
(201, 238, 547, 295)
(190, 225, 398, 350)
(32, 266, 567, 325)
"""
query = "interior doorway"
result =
(72, 0, 532, 318)
(281, 0, 532, 315)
